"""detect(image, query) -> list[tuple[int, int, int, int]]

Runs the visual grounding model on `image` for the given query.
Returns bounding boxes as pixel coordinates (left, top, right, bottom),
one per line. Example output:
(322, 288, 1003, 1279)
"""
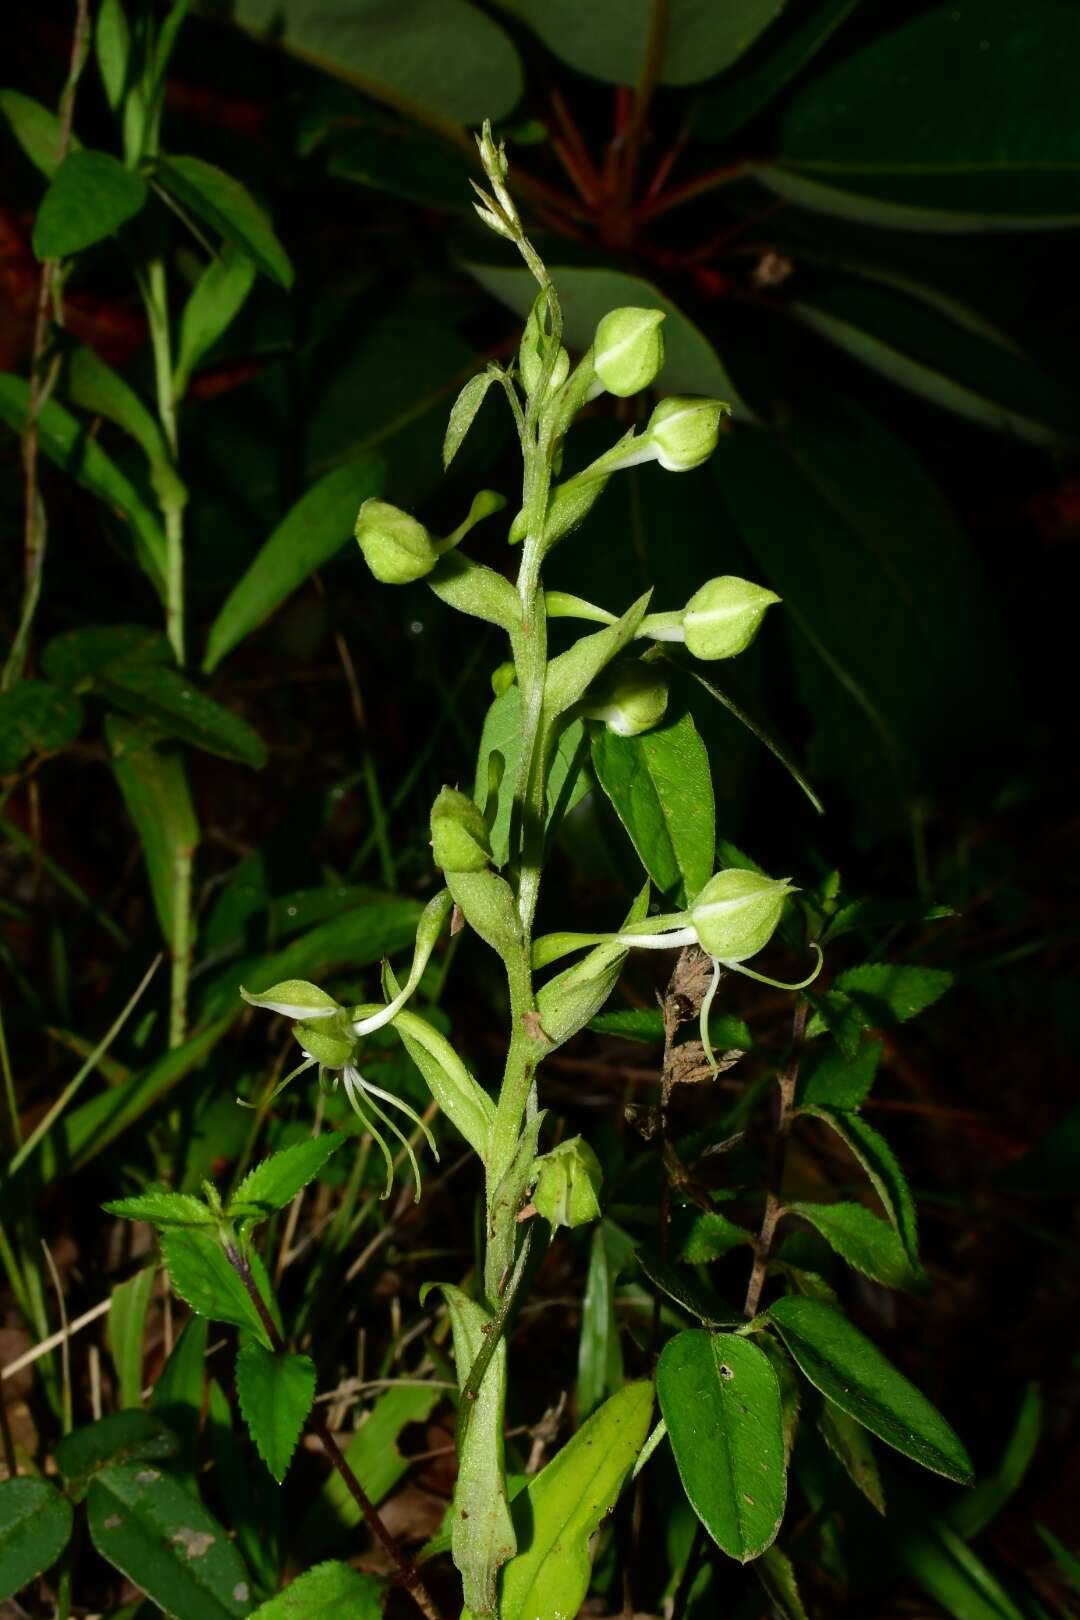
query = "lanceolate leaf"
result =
(444, 370, 497, 469)
(103, 662, 267, 768)
(754, 1543, 810, 1620)
(105, 1186, 216, 1228)
(154, 155, 292, 287)
(229, 1133, 346, 1223)
(108, 1264, 157, 1408)
(787, 1200, 920, 1291)
(88, 1464, 254, 1620)
(657, 1331, 786, 1562)
(535, 881, 649, 1050)
(592, 708, 715, 907)
(248, 1562, 383, 1620)
(765, 1295, 973, 1483)
(175, 246, 257, 399)
(64, 344, 180, 489)
(304, 1383, 442, 1552)
(203, 457, 384, 672)
(801, 1106, 921, 1267)
(105, 716, 199, 949)
(33, 149, 147, 258)
(235, 1341, 316, 1483)
(0, 89, 81, 178)
(150, 1317, 210, 1483)
(0, 1479, 74, 1600)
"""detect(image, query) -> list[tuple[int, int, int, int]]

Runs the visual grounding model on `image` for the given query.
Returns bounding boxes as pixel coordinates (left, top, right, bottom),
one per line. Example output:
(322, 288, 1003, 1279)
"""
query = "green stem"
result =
(168, 844, 193, 1050)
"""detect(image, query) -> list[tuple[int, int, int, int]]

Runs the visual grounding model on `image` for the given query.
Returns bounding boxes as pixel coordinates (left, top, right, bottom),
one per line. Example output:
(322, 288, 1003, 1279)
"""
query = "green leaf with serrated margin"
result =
(105, 1186, 215, 1227)
(830, 962, 954, 1025)
(33, 149, 147, 258)
(766, 1295, 972, 1483)
(787, 1200, 919, 1290)
(801, 1037, 882, 1109)
(248, 1560, 383, 1620)
(229, 1133, 345, 1223)
(679, 1210, 755, 1264)
(658, 1331, 786, 1562)
(755, 1543, 809, 1620)
(0, 1479, 73, 1600)
(88, 1463, 253, 1620)
(801, 1106, 920, 1267)
(55, 1411, 179, 1503)
(160, 1229, 271, 1348)
(235, 1341, 316, 1484)
(154, 155, 292, 287)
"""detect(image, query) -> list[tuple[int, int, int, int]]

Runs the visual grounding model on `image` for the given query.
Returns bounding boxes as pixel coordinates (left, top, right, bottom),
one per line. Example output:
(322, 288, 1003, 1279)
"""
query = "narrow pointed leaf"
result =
(105, 716, 198, 949)
(108, 1264, 157, 1408)
(229, 1133, 346, 1222)
(444, 370, 497, 468)
(819, 1400, 885, 1513)
(801, 1106, 921, 1266)
(788, 1200, 920, 1290)
(0, 89, 80, 178)
(154, 155, 292, 287)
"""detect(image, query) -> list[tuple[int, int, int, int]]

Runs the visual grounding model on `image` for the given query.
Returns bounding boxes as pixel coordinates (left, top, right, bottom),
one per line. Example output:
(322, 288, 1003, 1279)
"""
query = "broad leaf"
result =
(108, 1264, 157, 1408)
(55, 1411, 180, 1502)
(592, 708, 715, 907)
(828, 962, 953, 1025)
(33, 149, 147, 258)
(476, 1381, 653, 1620)
(496, 0, 788, 87)
(105, 717, 199, 949)
(657, 1331, 786, 1562)
(696, 0, 862, 144)
(800, 1038, 882, 1109)
(42, 624, 172, 686)
(637, 1247, 739, 1328)
(203, 457, 383, 672)
(105, 1186, 216, 1228)
(679, 1210, 755, 1264)
(235, 1341, 316, 1483)
(766, 1295, 973, 1483)
(0, 1479, 74, 1601)
(88, 1463, 253, 1620)
(0, 679, 82, 773)
(801, 1106, 920, 1267)
(0, 89, 80, 178)
(175, 246, 257, 398)
(787, 1200, 920, 1290)
(248, 1562, 383, 1620)
(154, 155, 292, 287)
(229, 1133, 346, 1223)
(160, 1228, 272, 1348)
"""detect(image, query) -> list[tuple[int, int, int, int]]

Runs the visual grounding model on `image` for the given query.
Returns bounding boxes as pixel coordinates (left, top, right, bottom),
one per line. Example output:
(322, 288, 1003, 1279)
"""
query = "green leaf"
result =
(473, 687, 588, 866)
(304, 1383, 442, 1552)
(105, 716, 198, 948)
(0, 89, 80, 178)
(890, 1504, 1028, 1620)
(769, 0, 1080, 227)
(105, 662, 267, 767)
(390, 1010, 495, 1161)
(105, 1186, 216, 1228)
(948, 1384, 1040, 1542)
(588, 1006, 751, 1050)
(96, 0, 130, 113)
(64, 343, 178, 479)
(444, 370, 497, 469)
(544, 592, 653, 722)
(208, 1378, 282, 1589)
(495, 0, 788, 87)
(819, 1400, 885, 1513)
(249, 1562, 383, 1620)
(765, 1295, 973, 1483)
(0, 375, 166, 592)
(536, 882, 648, 1050)
(754, 1543, 809, 1620)
(466, 263, 751, 419)
(88, 1463, 253, 1620)
(235, 1341, 316, 1484)
(800, 1038, 882, 1109)
(203, 457, 383, 672)
(787, 1200, 919, 1290)
(33, 149, 147, 258)
(577, 1223, 625, 1420)
(477, 1382, 654, 1620)
(679, 1210, 755, 1264)
(154, 155, 292, 288)
(42, 624, 172, 686)
(696, 0, 862, 144)
(637, 1247, 738, 1328)
(657, 1331, 786, 1562)
(830, 962, 953, 1025)
(160, 1228, 272, 1348)
(175, 246, 256, 399)
(55, 1411, 180, 1502)
(150, 1318, 210, 1484)
(0, 1479, 74, 1600)
(592, 708, 714, 908)
(229, 1133, 346, 1224)
(445, 867, 522, 963)
(109, 1264, 157, 1408)
(1037, 1527, 1080, 1596)
(223, 0, 523, 124)
(0, 679, 82, 773)
(800, 1107, 921, 1268)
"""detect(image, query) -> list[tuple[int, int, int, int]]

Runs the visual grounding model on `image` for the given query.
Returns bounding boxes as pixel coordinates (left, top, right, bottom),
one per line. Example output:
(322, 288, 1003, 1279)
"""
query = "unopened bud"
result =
(594, 307, 665, 397)
(355, 499, 437, 584)
(690, 868, 795, 963)
(520, 292, 569, 399)
(683, 576, 780, 661)
(532, 1137, 602, 1228)
(582, 660, 669, 737)
(430, 786, 492, 873)
(293, 1015, 356, 1071)
(647, 396, 730, 472)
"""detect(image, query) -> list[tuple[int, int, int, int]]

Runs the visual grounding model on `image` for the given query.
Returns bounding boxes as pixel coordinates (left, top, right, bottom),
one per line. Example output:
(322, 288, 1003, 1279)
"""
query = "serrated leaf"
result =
(755, 1543, 809, 1620)
(0, 679, 83, 773)
(0, 1478, 74, 1600)
(0, 88, 81, 178)
(678, 1210, 755, 1264)
(235, 1341, 315, 1483)
(203, 457, 383, 672)
(657, 1331, 786, 1562)
(801, 1106, 920, 1267)
(819, 1400, 885, 1513)
(105, 1186, 216, 1227)
(229, 1133, 345, 1223)
(788, 1200, 920, 1290)
(154, 155, 292, 287)
(592, 708, 715, 907)
(832, 962, 953, 1024)
(160, 1228, 271, 1348)
(175, 246, 257, 399)
(444, 370, 496, 468)
(801, 1038, 883, 1109)
(88, 1463, 253, 1620)
(108, 1264, 157, 1408)
(33, 149, 147, 258)
(55, 1411, 180, 1502)
(249, 1561, 383, 1620)
(766, 1295, 972, 1483)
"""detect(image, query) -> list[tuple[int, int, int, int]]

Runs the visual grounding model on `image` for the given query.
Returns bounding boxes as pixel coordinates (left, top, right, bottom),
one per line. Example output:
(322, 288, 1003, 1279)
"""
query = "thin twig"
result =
(743, 998, 810, 1319)
(1, 1296, 111, 1380)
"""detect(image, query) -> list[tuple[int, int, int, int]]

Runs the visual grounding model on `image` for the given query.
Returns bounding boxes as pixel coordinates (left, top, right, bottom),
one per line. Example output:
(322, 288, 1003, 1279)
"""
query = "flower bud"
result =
(430, 785, 492, 873)
(292, 1015, 356, 1071)
(520, 292, 569, 399)
(532, 1137, 602, 1229)
(582, 660, 669, 737)
(594, 307, 665, 397)
(690, 868, 795, 963)
(683, 576, 781, 661)
(647, 396, 730, 472)
(355, 499, 437, 584)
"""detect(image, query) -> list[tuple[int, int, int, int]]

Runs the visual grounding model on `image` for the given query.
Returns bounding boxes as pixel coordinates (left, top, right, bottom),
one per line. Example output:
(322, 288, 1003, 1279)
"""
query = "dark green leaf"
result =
(160, 1228, 272, 1348)
(1037, 1527, 1080, 1596)
(88, 1463, 253, 1620)
(592, 709, 715, 907)
(42, 624, 172, 686)
(105, 1186, 216, 1228)
(587, 1006, 751, 1050)
(249, 1562, 383, 1620)
(33, 149, 147, 258)
(787, 1200, 919, 1290)
(0, 679, 82, 773)
(235, 1341, 316, 1484)
(444, 370, 497, 469)
(103, 662, 267, 768)
(800, 1038, 883, 1109)
(995, 1104, 1080, 1198)
(203, 457, 383, 671)
(817, 963, 954, 1032)
(800, 1107, 920, 1267)
(106, 716, 199, 948)
(64, 343, 179, 484)
(755, 1543, 809, 1620)
(229, 1133, 346, 1222)
(769, 0, 1080, 227)
(657, 1330, 786, 1562)
(473, 687, 588, 866)
(108, 1264, 157, 1408)
(208, 1378, 282, 1589)
(819, 1400, 884, 1513)
(96, 0, 130, 113)
(889, 1503, 1028, 1620)
(54, 1412, 180, 1503)
(150, 1318, 210, 1484)
(948, 1384, 1040, 1541)
(154, 155, 292, 288)
(637, 1247, 739, 1328)
(696, 0, 862, 143)
(766, 1295, 973, 1483)
(175, 246, 257, 399)
(536, 881, 648, 1050)
(679, 1210, 755, 1264)
(496, 0, 788, 87)
(0, 1479, 74, 1600)
(0, 89, 80, 178)
(577, 1223, 625, 1419)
